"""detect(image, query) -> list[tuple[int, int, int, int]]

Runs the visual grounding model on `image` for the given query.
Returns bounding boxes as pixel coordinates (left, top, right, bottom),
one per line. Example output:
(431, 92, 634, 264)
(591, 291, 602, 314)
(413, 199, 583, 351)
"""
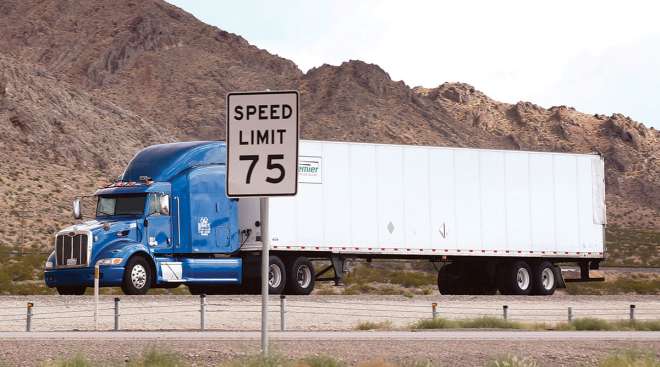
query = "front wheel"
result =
(121, 256, 152, 295)
(56, 286, 86, 295)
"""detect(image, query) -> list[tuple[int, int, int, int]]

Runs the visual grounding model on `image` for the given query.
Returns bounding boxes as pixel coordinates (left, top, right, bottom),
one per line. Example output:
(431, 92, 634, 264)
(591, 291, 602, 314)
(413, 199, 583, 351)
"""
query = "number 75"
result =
(239, 154, 285, 184)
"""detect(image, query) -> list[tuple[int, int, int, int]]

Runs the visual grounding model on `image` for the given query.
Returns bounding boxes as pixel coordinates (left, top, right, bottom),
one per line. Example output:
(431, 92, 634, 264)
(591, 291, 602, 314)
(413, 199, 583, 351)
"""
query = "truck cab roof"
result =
(121, 141, 226, 182)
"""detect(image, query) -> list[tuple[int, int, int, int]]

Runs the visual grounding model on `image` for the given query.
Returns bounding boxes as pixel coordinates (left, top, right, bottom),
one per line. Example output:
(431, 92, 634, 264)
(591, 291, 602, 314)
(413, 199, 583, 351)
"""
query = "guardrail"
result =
(0, 296, 658, 332)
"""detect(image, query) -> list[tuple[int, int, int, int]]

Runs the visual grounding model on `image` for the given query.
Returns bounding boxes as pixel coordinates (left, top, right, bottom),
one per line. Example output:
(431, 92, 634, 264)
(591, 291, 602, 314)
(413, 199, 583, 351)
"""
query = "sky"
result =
(167, 0, 660, 129)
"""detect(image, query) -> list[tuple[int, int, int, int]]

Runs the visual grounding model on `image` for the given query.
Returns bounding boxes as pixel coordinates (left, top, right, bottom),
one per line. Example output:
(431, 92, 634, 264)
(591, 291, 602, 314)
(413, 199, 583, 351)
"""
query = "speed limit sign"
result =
(226, 90, 299, 197)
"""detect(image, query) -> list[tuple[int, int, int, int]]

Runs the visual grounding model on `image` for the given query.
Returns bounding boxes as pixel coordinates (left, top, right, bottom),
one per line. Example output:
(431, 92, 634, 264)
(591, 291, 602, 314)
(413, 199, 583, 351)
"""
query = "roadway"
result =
(1, 330, 659, 341)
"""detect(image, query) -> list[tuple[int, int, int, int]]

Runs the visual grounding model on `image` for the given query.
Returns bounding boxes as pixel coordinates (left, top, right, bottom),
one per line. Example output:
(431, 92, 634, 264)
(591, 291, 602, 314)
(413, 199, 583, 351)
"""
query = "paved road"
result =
(2, 330, 659, 341)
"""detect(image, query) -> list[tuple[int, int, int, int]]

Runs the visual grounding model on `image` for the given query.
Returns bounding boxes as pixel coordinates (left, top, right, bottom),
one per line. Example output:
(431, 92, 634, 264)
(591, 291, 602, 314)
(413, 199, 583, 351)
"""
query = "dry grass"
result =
(566, 273, 660, 295)
(598, 350, 660, 367)
(354, 320, 393, 330)
(556, 318, 660, 331)
(485, 355, 539, 367)
(410, 316, 537, 330)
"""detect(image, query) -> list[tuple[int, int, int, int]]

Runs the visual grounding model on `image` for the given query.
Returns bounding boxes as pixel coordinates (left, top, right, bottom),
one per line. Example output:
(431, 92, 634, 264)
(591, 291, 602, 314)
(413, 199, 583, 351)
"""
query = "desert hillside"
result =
(0, 0, 658, 254)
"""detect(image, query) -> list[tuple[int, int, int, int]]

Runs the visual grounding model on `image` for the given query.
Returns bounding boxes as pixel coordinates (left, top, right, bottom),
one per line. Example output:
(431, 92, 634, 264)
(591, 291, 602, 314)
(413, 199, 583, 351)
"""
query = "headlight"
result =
(45, 261, 54, 269)
(97, 258, 123, 266)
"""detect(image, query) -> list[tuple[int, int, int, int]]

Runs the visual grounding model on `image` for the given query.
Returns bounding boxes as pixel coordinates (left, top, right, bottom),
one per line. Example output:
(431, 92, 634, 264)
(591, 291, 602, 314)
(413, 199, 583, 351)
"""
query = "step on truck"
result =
(44, 140, 606, 296)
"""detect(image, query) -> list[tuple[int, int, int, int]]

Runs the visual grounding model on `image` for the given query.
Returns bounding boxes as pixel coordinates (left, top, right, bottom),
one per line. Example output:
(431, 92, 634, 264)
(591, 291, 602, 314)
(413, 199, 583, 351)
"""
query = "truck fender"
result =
(553, 265, 566, 289)
(93, 240, 153, 268)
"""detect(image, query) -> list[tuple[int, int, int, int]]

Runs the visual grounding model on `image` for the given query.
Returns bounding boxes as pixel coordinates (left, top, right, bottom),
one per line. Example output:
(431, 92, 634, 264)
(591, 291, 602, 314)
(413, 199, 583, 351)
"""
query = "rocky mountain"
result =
(0, 0, 657, 251)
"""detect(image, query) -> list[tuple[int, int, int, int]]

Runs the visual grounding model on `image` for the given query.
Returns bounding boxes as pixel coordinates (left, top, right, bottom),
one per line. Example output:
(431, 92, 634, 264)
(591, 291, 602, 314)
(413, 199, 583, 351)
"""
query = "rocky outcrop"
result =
(0, 0, 657, 249)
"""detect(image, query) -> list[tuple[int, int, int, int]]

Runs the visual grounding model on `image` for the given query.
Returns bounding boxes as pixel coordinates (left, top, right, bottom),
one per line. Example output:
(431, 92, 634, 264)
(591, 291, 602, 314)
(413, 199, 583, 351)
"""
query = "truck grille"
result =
(55, 233, 89, 267)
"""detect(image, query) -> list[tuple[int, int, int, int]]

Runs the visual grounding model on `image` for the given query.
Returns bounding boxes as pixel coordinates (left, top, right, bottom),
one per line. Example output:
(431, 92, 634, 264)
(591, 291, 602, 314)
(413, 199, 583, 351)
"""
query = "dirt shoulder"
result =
(0, 338, 658, 366)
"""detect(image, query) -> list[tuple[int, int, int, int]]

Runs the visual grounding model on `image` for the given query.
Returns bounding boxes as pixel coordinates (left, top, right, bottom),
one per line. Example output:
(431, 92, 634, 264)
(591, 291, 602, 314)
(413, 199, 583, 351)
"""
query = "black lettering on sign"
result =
(246, 105, 257, 119)
(239, 130, 249, 145)
(257, 130, 269, 144)
(239, 155, 259, 184)
(234, 106, 244, 120)
(282, 104, 292, 119)
(266, 154, 285, 183)
(270, 105, 280, 119)
(258, 104, 268, 119)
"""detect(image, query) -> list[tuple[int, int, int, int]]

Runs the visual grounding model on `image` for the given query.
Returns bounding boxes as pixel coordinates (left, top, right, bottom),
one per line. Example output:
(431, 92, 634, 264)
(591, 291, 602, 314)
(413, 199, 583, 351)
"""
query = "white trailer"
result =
(238, 140, 606, 295)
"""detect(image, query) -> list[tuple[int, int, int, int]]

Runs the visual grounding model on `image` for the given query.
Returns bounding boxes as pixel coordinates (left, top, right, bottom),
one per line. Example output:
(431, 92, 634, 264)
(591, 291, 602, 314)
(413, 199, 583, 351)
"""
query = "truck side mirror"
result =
(72, 198, 82, 220)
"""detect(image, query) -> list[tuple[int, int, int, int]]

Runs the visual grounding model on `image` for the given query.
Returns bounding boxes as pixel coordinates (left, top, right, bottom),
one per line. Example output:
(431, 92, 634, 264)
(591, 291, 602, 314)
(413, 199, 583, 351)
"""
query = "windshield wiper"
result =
(97, 210, 114, 216)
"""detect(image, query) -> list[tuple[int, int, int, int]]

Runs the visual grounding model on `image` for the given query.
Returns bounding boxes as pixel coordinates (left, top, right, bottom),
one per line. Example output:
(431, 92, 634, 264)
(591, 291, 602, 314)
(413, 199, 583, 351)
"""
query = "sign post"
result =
(226, 90, 299, 355)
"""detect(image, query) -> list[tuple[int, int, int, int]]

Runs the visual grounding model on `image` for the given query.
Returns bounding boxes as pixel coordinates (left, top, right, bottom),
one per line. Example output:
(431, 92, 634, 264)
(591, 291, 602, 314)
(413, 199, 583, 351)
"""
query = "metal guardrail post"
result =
(200, 294, 207, 331)
(280, 295, 286, 331)
(431, 303, 438, 319)
(26, 302, 33, 332)
(630, 304, 636, 321)
(114, 298, 120, 331)
(94, 262, 100, 330)
(502, 305, 508, 321)
(567, 307, 573, 323)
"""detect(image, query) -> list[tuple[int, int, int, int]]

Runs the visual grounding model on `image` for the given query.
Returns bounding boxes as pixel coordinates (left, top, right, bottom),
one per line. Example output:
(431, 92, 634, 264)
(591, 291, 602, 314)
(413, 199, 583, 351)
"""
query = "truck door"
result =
(146, 193, 172, 252)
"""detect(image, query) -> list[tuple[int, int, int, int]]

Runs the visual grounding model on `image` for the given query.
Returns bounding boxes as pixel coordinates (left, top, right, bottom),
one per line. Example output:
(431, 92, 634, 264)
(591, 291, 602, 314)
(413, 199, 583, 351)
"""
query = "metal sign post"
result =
(259, 197, 269, 354)
(226, 90, 299, 356)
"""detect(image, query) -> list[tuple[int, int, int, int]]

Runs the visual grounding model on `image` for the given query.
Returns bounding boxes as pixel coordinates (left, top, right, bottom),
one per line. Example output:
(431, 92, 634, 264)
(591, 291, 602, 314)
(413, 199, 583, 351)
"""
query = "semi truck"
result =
(44, 140, 606, 296)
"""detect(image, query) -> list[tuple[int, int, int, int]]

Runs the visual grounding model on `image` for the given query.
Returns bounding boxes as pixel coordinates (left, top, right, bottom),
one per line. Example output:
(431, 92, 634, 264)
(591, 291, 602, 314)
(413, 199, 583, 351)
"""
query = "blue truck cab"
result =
(44, 141, 245, 295)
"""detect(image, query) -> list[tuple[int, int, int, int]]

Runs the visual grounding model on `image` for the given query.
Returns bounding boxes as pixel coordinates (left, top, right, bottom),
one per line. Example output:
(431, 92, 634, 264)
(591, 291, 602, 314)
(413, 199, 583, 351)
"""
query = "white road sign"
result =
(226, 90, 299, 197)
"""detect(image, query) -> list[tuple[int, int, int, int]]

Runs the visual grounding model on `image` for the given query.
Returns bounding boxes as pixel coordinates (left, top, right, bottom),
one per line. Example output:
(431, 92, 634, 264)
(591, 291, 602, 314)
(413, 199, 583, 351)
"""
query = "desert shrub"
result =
(128, 349, 187, 367)
(410, 318, 457, 329)
(354, 320, 393, 330)
(45, 354, 94, 367)
(486, 355, 539, 367)
(301, 355, 346, 367)
(599, 349, 659, 367)
(458, 316, 523, 329)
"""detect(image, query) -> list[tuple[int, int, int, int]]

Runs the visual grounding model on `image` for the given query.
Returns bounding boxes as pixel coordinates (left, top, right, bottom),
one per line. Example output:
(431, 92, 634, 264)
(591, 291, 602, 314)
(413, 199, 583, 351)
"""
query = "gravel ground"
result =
(0, 338, 658, 366)
(0, 294, 658, 332)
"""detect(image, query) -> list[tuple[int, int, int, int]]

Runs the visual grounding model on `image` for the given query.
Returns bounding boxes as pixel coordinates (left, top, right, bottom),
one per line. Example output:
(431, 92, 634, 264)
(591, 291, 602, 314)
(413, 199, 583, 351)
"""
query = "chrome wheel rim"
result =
(296, 265, 312, 289)
(516, 267, 530, 290)
(269, 264, 282, 288)
(541, 267, 555, 290)
(131, 264, 147, 289)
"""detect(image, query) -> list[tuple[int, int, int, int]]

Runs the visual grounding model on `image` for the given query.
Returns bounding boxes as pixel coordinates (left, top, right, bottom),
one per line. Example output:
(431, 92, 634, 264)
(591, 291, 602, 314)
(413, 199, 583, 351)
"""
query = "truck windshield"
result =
(96, 194, 147, 217)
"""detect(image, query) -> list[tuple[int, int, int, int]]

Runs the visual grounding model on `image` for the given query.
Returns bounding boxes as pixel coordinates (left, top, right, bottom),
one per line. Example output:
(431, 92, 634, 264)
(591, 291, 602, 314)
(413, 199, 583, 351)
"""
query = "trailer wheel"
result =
(497, 261, 532, 295)
(437, 263, 461, 295)
(285, 257, 315, 295)
(531, 261, 556, 296)
(56, 286, 86, 295)
(121, 256, 152, 295)
(267, 256, 286, 294)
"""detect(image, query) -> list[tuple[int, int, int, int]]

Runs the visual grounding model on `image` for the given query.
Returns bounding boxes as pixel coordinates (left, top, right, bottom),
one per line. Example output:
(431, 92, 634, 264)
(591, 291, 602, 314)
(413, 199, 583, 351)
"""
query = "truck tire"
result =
(121, 256, 152, 295)
(437, 263, 461, 295)
(56, 286, 86, 295)
(284, 257, 315, 295)
(497, 261, 532, 295)
(531, 261, 556, 296)
(267, 256, 286, 294)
